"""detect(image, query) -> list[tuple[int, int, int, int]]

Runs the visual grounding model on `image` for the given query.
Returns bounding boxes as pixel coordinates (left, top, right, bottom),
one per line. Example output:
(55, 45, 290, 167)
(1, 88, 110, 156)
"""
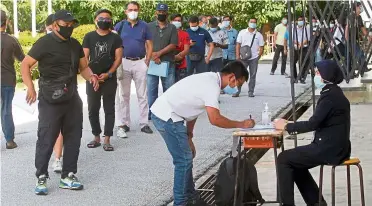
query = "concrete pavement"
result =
(1, 63, 309, 206)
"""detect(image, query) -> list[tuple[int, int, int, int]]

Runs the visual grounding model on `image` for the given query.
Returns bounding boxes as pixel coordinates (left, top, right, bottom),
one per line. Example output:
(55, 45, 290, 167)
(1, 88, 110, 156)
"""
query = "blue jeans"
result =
(315, 48, 322, 63)
(152, 114, 196, 206)
(1, 86, 15, 142)
(147, 67, 175, 119)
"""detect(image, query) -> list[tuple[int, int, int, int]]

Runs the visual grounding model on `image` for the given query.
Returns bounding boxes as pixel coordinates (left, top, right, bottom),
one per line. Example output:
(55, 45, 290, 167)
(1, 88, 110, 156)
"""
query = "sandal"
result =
(87, 141, 101, 148)
(103, 144, 114, 151)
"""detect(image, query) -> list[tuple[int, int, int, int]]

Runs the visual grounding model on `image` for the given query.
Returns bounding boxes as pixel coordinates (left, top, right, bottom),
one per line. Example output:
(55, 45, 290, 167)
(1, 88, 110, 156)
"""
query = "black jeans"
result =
(271, 45, 287, 74)
(278, 144, 326, 205)
(293, 47, 309, 80)
(176, 68, 187, 82)
(35, 93, 83, 178)
(86, 78, 117, 137)
(208, 57, 224, 72)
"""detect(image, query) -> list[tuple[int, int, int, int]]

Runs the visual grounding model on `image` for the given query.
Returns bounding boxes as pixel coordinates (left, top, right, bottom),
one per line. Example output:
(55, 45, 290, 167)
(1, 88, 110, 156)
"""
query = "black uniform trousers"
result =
(293, 47, 309, 81)
(86, 78, 117, 137)
(271, 45, 287, 74)
(35, 94, 83, 178)
(278, 144, 327, 206)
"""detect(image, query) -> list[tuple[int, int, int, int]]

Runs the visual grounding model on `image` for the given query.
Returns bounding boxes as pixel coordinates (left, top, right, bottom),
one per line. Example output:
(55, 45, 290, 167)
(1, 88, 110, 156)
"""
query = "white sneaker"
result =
(117, 127, 128, 138)
(53, 158, 62, 173)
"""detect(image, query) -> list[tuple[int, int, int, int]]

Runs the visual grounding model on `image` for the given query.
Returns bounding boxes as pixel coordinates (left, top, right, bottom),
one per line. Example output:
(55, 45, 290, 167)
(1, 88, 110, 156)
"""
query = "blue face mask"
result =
(223, 79, 238, 94)
(249, 23, 257, 29)
(222, 21, 230, 28)
(172, 21, 182, 29)
(190, 26, 199, 31)
(297, 21, 304, 27)
(314, 75, 326, 89)
(210, 27, 217, 32)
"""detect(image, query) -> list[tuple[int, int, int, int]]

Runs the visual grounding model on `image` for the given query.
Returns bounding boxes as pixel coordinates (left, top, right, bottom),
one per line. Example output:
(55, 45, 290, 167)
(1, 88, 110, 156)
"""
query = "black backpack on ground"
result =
(214, 156, 265, 206)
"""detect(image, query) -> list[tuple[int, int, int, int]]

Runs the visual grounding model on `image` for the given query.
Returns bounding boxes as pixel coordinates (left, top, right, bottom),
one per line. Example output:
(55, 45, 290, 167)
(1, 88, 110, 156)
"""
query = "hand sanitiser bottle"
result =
(262, 103, 271, 125)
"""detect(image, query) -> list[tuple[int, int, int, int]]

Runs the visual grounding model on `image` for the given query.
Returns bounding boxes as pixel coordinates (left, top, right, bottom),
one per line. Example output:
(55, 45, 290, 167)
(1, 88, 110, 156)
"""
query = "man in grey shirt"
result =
(1, 10, 25, 149)
(147, 3, 178, 119)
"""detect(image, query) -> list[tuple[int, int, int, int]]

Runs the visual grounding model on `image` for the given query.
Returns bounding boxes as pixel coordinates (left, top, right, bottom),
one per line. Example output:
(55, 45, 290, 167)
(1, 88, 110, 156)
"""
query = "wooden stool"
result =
(318, 158, 365, 206)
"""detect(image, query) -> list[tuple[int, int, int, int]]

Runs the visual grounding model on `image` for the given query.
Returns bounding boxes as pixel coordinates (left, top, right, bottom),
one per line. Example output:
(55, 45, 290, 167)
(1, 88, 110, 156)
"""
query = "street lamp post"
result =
(13, 0, 19, 38)
(48, 0, 52, 15)
(31, 0, 36, 37)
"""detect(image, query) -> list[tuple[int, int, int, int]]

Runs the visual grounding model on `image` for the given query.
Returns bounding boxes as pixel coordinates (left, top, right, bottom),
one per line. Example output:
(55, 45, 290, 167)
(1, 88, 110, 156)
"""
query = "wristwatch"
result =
(107, 72, 113, 79)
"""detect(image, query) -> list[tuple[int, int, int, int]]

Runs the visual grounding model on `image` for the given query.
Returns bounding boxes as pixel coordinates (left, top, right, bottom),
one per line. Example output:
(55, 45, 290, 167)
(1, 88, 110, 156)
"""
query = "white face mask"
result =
(172, 21, 182, 29)
(127, 11, 138, 20)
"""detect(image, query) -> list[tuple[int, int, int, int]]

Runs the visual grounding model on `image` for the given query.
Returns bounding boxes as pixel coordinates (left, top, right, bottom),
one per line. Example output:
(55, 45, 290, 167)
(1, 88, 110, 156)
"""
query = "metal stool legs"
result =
(318, 163, 365, 206)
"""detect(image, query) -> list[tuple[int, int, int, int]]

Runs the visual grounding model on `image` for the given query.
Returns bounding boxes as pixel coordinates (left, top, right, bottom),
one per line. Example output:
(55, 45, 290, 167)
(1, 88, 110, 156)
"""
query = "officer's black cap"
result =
(315, 60, 344, 84)
(45, 14, 54, 26)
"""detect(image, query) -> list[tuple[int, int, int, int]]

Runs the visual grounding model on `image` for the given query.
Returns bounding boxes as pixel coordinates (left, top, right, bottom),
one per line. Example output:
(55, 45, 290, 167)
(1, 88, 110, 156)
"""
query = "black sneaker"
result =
(270, 72, 274, 75)
(122, 125, 130, 132)
(141, 125, 153, 134)
(248, 93, 255, 97)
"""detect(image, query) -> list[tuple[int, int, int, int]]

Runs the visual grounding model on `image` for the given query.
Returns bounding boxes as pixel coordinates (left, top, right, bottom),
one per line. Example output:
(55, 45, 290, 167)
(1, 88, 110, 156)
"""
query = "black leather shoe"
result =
(141, 125, 153, 134)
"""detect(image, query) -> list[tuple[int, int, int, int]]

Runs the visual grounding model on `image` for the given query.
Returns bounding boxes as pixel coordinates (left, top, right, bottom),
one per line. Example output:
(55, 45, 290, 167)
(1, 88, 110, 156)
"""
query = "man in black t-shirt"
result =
(20, 10, 99, 196)
(0, 10, 25, 149)
(82, 9, 122, 151)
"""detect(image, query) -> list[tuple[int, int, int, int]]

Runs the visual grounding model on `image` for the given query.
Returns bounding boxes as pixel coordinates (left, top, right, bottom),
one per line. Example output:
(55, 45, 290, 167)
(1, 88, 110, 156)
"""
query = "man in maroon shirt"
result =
(170, 13, 190, 82)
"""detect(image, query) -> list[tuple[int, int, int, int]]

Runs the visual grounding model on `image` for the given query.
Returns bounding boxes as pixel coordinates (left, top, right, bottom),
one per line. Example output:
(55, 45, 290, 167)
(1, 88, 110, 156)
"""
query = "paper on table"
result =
(239, 124, 275, 131)
(12, 91, 38, 114)
(231, 136, 239, 157)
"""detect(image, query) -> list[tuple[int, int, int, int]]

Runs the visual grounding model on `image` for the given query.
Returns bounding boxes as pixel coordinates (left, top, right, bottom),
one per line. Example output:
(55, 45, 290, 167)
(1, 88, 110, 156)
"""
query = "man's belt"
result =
(124, 56, 145, 61)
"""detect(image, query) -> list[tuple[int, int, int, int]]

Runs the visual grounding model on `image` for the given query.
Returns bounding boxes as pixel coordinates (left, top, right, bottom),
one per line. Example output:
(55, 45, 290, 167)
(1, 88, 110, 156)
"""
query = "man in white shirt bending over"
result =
(150, 60, 255, 206)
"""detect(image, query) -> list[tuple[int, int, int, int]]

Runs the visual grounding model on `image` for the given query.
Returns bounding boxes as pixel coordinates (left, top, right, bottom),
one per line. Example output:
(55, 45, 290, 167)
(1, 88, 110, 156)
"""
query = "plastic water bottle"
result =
(262, 103, 271, 125)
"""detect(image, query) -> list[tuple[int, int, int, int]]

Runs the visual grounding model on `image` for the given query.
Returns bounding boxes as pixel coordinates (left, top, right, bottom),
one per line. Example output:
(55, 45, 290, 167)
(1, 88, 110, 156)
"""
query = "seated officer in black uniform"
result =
(274, 60, 351, 206)
(20, 10, 99, 195)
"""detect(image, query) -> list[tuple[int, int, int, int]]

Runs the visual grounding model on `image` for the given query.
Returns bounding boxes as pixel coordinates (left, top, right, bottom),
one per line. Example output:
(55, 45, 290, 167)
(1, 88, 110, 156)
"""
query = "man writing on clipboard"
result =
(150, 60, 255, 205)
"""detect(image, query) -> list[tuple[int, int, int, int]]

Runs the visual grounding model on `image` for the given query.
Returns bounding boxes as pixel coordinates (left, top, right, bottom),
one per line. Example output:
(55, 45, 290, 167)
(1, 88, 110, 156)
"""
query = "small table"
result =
(232, 128, 284, 206)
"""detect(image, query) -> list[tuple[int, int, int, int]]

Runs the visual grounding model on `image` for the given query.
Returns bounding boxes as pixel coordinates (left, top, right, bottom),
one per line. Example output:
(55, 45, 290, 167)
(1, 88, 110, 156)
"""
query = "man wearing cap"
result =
(21, 10, 99, 195)
(147, 3, 178, 120)
(1, 10, 25, 149)
(114, 1, 153, 137)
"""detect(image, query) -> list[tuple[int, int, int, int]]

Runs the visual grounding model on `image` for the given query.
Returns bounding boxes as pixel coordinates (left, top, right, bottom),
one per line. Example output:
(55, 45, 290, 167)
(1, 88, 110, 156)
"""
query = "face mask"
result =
(157, 14, 167, 22)
(314, 75, 326, 89)
(329, 23, 335, 28)
(297, 21, 304, 27)
(210, 27, 217, 32)
(359, 6, 364, 13)
(223, 78, 238, 94)
(127, 11, 138, 20)
(97, 20, 112, 30)
(201, 23, 207, 29)
(57, 24, 74, 39)
(190, 26, 198, 31)
(172, 21, 182, 29)
(249, 23, 257, 29)
(46, 30, 53, 34)
(282, 19, 288, 25)
(369, 32, 372, 37)
(222, 21, 230, 28)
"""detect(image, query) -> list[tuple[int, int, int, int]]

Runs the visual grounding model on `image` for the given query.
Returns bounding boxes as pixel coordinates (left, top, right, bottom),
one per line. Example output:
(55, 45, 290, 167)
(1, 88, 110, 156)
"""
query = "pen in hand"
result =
(249, 114, 252, 119)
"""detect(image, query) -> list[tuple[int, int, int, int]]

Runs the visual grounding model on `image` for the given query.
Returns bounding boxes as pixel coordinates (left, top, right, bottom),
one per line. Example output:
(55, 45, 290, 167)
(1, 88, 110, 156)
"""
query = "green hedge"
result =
(15, 24, 96, 83)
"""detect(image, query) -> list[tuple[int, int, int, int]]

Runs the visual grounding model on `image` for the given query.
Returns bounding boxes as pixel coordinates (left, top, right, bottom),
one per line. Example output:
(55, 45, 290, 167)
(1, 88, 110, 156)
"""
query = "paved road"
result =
(1, 63, 309, 206)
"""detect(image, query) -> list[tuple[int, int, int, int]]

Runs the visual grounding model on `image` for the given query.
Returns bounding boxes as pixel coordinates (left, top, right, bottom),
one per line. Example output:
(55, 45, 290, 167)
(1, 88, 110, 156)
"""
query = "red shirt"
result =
(176, 29, 190, 69)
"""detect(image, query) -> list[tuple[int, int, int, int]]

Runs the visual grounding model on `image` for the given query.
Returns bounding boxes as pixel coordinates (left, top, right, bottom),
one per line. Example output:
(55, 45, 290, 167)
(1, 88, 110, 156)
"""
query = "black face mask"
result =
(57, 24, 74, 39)
(97, 21, 111, 30)
(157, 14, 167, 22)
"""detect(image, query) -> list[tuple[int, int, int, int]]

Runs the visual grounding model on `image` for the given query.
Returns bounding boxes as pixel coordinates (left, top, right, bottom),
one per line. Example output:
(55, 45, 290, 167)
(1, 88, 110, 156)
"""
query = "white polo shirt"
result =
(150, 72, 221, 122)
(236, 29, 265, 60)
(206, 29, 229, 60)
